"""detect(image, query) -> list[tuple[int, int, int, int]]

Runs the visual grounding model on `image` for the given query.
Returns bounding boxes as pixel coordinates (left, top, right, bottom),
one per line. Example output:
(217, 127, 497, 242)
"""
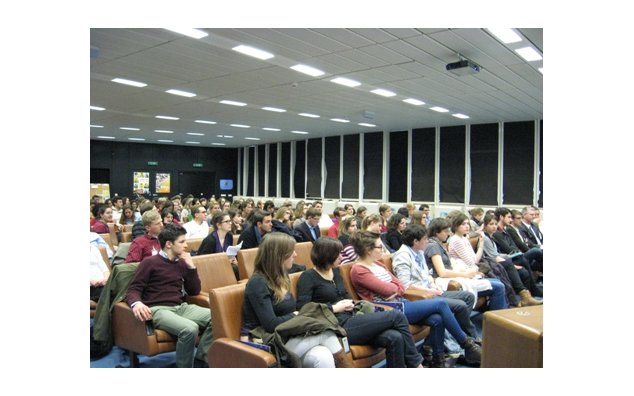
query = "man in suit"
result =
(493, 207, 543, 275)
(237, 210, 273, 249)
(507, 209, 531, 252)
(295, 208, 322, 243)
(520, 206, 543, 249)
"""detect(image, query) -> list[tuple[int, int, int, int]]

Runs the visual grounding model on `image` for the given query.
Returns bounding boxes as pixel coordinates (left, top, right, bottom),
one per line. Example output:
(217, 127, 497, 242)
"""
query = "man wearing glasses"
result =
(183, 204, 210, 239)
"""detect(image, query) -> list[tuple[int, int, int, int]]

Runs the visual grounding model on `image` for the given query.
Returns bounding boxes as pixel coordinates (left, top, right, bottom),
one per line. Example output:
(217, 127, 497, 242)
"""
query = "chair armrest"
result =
(403, 289, 433, 301)
(186, 293, 209, 308)
(238, 279, 249, 284)
(208, 338, 278, 368)
(112, 302, 160, 355)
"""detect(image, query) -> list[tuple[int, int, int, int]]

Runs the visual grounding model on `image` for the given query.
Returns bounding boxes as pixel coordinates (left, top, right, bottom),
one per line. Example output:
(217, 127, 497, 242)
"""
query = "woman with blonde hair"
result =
(242, 233, 349, 367)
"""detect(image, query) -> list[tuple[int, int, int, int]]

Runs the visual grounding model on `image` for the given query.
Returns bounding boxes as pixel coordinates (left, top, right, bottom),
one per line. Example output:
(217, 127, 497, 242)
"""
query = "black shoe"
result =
(193, 357, 209, 368)
(460, 338, 482, 366)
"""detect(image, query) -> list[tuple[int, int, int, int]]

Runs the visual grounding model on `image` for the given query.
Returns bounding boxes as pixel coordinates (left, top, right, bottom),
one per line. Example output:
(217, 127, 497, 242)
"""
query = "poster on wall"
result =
(133, 171, 150, 194)
(156, 173, 171, 194)
(90, 183, 111, 202)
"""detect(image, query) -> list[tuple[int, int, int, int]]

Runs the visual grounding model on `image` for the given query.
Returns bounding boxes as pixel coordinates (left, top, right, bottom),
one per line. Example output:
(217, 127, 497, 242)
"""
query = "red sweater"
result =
(126, 253, 201, 307)
(125, 234, 161, 263)
(349, 262, 405, 302)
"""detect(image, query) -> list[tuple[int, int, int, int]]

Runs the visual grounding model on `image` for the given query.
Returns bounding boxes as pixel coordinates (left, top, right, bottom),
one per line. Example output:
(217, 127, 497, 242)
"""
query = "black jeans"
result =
(343, 310, 422, 368)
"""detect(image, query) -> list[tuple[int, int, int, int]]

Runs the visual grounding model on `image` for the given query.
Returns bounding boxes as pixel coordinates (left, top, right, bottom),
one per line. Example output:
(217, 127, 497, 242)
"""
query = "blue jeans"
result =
(478, 278, 508, 310)
(402, 298, 468, 356)
(343, 310, 422, 368)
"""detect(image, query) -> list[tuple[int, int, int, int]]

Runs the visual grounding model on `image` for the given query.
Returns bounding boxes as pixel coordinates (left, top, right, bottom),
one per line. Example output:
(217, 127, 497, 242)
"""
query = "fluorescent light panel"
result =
(157, 139, 173, 143)
(230, 124, 250, 128)
(262, 107, 286, 113)
(403, 98, 425, 106)
(128, 137, 145, 141)
(232, 45, 274, 60)
(358, 123, 376, 127)
(187, 132, 205, 136)
(164, 28, 208, 39)
(371, 88, 396, 97)
(538, 67, 543, 74)
(290, 64, 325, 77)
(120, 127, 140, 131)
(185, 141, 200, 144)
(154, 130, 173, 134)
(90, 106, 105, 111)
(90, 125, 103, 128)
(211, 143, 226, 146)
(330, 118, 349, 123)
(487, 28, 522, 44)
(216, 135, 234, 138)
(195, 119, 216, 125)
(166, 89, 196, 97)
(430, 106, 449, 113)
(245, 137, 261, 141)
(299, 113, 320, 118)
(515, 47, 542, 62)
(291, 130, 309, 135)
(220, 100, 247, 106)
(330, 77, 361, 87)
(262, 128, 280, 131)
(111, 78, 147, 87)
(155, 115, 179, 120)
(452, 113, 469, 119)
(97, 136, 115, 139)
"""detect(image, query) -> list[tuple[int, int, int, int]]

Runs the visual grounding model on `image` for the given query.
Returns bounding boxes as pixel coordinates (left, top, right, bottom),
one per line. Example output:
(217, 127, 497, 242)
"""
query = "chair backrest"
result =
(294, 242, 314, 270)
(97, 246, 112, 271)
(184, 237, 204, 253)
(193, 252, 238, 292)
(338, 262, 361, 300)
(379, 254, 393, 273)
(209, 283, 247, 339)
(469, 236, 478, 252)
(99, 233, 115, 253)
(237, 247, 259, 280)
(122, 224, 133, 233)
(232, 234, 240, 246)
(107, 222, 119, 246)
(319, 227, 329, 237)
(289, 272, 302, 299)
(120, 231, 132, 243)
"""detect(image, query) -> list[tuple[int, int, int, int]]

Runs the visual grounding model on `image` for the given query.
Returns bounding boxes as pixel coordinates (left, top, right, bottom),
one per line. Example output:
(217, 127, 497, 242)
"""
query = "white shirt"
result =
(90, 245, 109, 281)
(183, 220, 209, 239)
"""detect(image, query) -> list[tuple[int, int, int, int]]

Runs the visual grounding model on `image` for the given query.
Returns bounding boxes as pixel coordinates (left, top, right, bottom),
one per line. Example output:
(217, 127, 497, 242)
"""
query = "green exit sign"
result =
(193, 163, 203, 168)
(147, 161, 159, 166)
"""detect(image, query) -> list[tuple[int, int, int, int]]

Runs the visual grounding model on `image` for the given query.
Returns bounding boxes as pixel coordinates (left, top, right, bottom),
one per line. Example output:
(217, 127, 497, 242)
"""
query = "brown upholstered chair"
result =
(319, 226, 329, 237)
(120, 231, 132, 243)
(294, 241, 314, 270)
(232, 234, 240, 245)
(237, 247, 259, 280)
(107, 222, 119, 247)
(97, 246, 112, 271)
(99, 233, 115, 255)
(184, 237, 204, 254)
(187, 252, 242, 308)
(338, 262, 430, 344)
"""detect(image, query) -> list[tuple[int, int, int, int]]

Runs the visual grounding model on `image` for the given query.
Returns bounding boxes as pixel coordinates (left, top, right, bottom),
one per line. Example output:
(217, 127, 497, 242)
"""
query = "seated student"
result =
(425, 218, 508, 311)
(198, 212, 239, 280)
(90, 244, 110, 302)
(337, 216, 359, 265)
(468, 207, 485, 238)
(125, 224, 213, 368)
(90, 204, 112, 234)
(296, 238, 424, 368)
(125, 211, 162, 263)
(492, 207, 543, 274)
(392, 224, 479, 340)
(384, 213, 407, 252)
(132, 201, 158, 240)
(242, 233, 349, 368)
(238, 210, 273, 249)
(481, 213, 542, 305)
(349, 231, 482, 368)
(183, 204, 210, 239)
(90, 232, 113, 260)
(295, 208, 322, 243)
(228, 208, 243, 235)
(327, 207, 346, 239)
(361, 214, 390, 255)
(378, 204, 392, 233)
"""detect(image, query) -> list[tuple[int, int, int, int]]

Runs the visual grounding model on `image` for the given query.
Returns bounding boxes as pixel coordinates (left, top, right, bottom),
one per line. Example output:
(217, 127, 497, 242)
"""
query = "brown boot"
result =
(333, 350, 355, 368)
(519, 289, 542, 306)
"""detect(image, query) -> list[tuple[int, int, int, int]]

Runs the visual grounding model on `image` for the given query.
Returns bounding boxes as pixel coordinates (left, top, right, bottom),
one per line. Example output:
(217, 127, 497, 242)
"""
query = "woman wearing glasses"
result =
(199, 212, 238, 279)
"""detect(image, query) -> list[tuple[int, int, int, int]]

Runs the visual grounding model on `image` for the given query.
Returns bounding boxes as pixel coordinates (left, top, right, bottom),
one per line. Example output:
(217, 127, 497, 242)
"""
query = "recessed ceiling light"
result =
(262, 107, 286, 113)
(263, 128, 281, 131)
(128, 137, 145, 141)
(154, 130, 174, 134)
(330, 118, 349, 123)
(120, 127, 140, 131)
(164, 28, 208, 39)
(487, 28, 522, 44)
(298, 113, 320, 118)
(290, 64, 325, 77)
(291, 130, 309, 135)
(331, 77, 361, 87)
(195, 119, 216, 125)
(166, 89, 196, 98)
(157, 139, 173, 143)
(403, 98, 425, 106)
(371, 88, 396, 97)
(220, 100, 247, 106)
(90, 125, 103, 128)
(111, 78, 147, 87)
(515, 47, 542, 62)
(90, 106, 105, 111)
(230, 124, 250, 128)
(187, 132, 205, 136)
(185, 141, 200, 144)
(452, 113, 469, 119)
(358, 123, 376, 127)
(212, 143, 226, 146)
(430, 106, 449, 113)
(216, 135, 234, 138)
(96, 136, 115, 139)
(232, 45, 274, 60)
(155, 115, 180, 120)
(245, 137, 261, 141)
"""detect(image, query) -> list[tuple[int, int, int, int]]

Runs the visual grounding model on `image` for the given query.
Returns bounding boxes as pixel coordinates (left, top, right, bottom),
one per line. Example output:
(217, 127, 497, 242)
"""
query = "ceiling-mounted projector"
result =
(446, 59, 481, 76)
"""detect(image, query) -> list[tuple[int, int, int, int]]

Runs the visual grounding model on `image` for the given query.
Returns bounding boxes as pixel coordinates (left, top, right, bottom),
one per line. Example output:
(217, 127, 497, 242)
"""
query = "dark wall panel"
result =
(306, 138, 322, 198)
(503, 121, 535, 205)
(90, 140, 237, 199)
(247, 147, 255, 197)
(268, 143, 277, 197)
(411, 128, 435, 202)
(389, 131, 408, 203)
(257, 145, 265, 196)
(342, 134, 359, 199)
(324, 136, 341, 199)
(281, 142, 291, 197)
(363, 132, 383, 200)
(439, 125, 465, 203)
(294, 141, 306, 199)
(470, 123, 499, 205)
